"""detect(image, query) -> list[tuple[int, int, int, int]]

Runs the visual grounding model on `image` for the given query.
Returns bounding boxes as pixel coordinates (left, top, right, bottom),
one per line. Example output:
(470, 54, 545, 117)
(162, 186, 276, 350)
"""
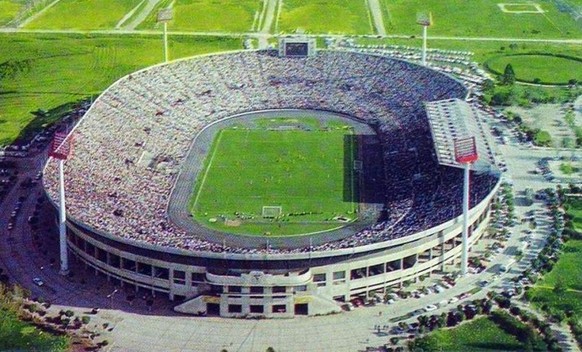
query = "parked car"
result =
(424, 304, 438, 312)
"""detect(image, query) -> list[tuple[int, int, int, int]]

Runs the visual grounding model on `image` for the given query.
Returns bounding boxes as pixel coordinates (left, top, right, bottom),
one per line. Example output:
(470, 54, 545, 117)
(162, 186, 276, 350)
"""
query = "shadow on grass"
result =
(11, 98, 87, 146)
(343, 134, 385, 204)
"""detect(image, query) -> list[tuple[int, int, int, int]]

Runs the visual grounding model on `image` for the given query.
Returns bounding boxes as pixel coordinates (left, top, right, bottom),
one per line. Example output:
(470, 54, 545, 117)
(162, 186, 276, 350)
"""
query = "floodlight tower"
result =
(416, 12, 432, 66)
(157, 8, 173, 63)
(454, 137, 479, 276)
(49, 132, 74, 276)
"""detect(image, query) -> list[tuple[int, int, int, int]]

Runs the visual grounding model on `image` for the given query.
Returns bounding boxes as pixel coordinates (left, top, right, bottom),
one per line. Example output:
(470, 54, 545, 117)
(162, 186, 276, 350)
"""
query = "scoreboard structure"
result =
(278, 37, 316, 57)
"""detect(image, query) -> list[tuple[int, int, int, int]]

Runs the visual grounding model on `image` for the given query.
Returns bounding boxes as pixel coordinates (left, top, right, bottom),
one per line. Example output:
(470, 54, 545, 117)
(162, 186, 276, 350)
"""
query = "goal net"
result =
(262, 206, 282, 218)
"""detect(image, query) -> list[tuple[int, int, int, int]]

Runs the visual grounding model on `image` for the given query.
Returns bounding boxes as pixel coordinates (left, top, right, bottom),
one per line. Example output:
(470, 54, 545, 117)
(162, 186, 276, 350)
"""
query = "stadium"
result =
(43, 43, 501, 318)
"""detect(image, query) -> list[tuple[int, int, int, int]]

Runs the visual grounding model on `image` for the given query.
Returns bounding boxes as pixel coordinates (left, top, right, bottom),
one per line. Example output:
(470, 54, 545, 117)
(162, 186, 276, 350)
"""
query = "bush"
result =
(533, 130, 552, 146)
(509, 306, 521, 316)
(490, 310, 546, 350)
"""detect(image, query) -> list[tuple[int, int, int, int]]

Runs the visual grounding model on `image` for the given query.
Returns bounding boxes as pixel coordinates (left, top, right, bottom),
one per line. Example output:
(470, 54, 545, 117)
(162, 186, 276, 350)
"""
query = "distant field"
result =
(0, 33, 241, 146)
(412, 317, 524, 351)
(0, 0, 24, 25)
(190, 125, 357, 236)
(138, 0, 262, 32)
(486, 54, 582, 84)
(381, 0, 581, 38)
(25, 0, 142, 30)
(278, 0, 372, 34)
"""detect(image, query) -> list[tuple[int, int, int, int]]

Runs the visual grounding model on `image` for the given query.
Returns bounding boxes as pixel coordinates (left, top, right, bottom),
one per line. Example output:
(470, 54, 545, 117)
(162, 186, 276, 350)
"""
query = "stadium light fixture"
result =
(49, 131, 74, 276)
(416, 12, 432, 66)
(157, 8, 173, 63)
(454, 137, 478, 276)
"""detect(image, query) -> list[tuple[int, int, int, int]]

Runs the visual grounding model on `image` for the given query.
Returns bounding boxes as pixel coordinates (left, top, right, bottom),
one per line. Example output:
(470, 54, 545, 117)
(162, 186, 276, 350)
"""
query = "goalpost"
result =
(262, 206, 282, 218)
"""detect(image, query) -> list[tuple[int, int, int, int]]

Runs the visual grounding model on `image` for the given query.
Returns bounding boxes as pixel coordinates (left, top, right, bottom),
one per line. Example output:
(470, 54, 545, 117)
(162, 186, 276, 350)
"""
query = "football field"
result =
(190, 125, 358, 236)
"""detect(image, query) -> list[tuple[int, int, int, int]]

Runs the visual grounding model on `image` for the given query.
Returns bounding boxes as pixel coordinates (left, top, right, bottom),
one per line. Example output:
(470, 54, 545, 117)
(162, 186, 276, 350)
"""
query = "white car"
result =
(33, 277, 44, 287)
(448, 297, 459, 304)
(424, 304, 438, 312)
(433, 285, 445, 293)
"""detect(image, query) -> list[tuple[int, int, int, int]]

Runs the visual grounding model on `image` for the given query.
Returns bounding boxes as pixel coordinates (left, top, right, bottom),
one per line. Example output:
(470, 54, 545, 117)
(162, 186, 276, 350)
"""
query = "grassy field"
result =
(528, 197, 582, 320)
(0, 33, 241, 146)
(0, 0, 25, 25)
(413, 317, 524, 351)
(278, 0, 372, 35)
(25, 0, 143, 30)
(486, 54, 582, 85)
(190, 124, 357, 236)
(380, 0, 581, 38)
(0, 309, 69, 351)
(138, 0, 261, 32)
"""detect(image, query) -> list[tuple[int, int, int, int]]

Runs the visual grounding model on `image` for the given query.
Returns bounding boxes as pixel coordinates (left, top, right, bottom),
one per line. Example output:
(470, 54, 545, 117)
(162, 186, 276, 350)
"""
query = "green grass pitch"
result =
(190, 125, 358, 236)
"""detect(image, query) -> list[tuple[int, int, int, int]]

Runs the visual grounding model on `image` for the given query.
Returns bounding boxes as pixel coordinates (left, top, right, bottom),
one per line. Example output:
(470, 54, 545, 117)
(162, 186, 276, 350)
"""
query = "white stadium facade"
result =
(43, 45, 501, 318)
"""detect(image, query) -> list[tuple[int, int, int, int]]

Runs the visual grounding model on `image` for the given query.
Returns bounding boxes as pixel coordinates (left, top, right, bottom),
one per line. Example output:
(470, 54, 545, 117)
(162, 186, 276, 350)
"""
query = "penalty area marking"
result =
(497, 3, 545, 13)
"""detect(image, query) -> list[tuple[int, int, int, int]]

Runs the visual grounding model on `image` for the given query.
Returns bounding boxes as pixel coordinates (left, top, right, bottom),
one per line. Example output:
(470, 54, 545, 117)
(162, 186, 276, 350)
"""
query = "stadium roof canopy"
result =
(425, 98, 496, 171)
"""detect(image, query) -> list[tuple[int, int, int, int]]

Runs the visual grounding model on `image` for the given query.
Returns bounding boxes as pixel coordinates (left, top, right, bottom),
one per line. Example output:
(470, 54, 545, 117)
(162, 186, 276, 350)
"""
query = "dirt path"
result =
(258, 0, 278, 48)
(120, 0, 165, 30)
(367, 0, 386, 36)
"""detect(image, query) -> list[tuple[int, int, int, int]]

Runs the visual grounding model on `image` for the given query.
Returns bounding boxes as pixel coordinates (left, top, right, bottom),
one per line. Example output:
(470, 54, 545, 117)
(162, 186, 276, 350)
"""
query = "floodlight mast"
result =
(157, 8, 173, 63)
(454, 137, 478, 276)
(49, 132, 73, 276)
(416, 12, 432, 66)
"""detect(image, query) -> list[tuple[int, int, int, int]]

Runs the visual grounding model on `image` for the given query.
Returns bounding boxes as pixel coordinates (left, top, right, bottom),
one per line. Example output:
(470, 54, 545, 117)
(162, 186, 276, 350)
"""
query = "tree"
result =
(553, 277, 567, 297)
(502, 64, 516, 85)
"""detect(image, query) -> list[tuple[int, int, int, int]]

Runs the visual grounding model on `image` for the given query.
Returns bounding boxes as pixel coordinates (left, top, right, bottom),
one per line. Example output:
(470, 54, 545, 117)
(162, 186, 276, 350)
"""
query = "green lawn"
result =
(413, 317, 524, 351)
(486, 54, 582, 85)
(0, 0, 25, 25)
(0, 309, 69, 351)
(0, 33, 241, 146)
(380, 0, 581, 38)
(25, 0, 143, 29)
(138, 0, 262, 32)
(278, 0, 372, 34)
(190, 125, 357, 236)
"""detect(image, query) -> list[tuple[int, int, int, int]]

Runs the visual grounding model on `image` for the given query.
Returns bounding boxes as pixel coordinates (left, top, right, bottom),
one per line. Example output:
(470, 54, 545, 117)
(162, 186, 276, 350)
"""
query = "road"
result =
(258, 0, 278, 49)
(118, 0, 164, 31)
(367, 0, 387, 36)
(1, 26, 581, 46)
